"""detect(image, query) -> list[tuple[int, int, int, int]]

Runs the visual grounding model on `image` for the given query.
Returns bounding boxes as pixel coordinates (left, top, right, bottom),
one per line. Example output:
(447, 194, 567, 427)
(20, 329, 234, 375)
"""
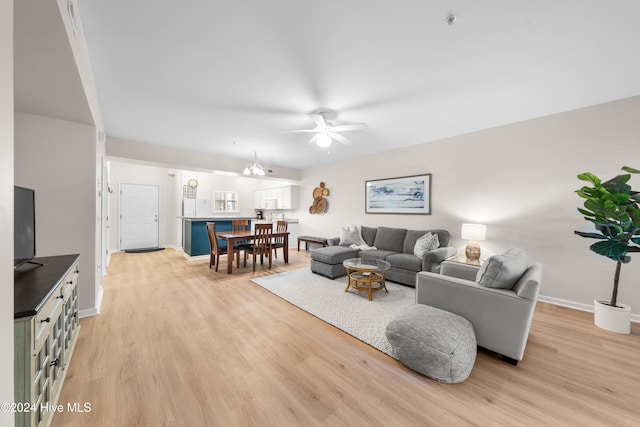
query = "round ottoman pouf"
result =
(385, 304, 477, 383)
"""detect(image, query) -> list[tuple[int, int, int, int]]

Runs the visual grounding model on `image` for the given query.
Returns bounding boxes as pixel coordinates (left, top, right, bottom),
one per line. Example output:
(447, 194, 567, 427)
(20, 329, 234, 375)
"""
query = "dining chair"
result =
(271, 220, 288, 259)
(231, 219, 252, 253)
(231, 219, 250, 233)
(244, 223, 274, 271)
(206, 222, 240, 272)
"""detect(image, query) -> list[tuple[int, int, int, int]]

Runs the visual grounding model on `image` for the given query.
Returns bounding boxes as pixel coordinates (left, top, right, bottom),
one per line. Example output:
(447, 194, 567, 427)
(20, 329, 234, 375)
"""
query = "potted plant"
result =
(575, 166, 640, 334)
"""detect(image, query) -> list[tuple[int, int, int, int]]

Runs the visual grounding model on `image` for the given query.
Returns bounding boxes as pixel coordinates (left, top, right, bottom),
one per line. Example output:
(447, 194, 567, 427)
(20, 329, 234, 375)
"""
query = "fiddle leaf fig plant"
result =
(575, 166, 640, 308)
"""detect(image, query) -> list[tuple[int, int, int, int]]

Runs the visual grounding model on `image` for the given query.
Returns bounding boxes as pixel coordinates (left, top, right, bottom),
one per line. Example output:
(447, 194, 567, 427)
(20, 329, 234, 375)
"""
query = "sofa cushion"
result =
(339, 224, 364, 246)
(373, 227, 407, 252)
(476, 248, 529, 289)
(386, 253, 423, 272)
(413, 232, 440, 258)
(310, 246, 360, 264)
(360, 225, 378, 247)
(359, 249, 397, 261)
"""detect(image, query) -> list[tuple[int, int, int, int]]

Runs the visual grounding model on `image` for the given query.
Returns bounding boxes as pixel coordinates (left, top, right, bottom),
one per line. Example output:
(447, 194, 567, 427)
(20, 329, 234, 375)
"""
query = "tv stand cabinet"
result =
(14, 254, 80, 427)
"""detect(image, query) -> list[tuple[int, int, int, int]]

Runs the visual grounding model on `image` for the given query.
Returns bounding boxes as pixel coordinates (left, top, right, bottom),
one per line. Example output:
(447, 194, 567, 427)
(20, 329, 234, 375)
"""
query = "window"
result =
(213, 191, 239, 212)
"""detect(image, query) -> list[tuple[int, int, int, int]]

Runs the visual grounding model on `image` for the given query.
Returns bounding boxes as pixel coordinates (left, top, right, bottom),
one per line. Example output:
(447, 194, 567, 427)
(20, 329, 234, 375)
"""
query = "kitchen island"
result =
(180, 216, 300, 258)
(180, 217, 256, 258)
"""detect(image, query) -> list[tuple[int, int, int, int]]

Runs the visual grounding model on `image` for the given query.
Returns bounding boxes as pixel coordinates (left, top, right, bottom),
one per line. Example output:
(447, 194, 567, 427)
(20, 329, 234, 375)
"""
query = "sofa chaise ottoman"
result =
(310, 225, 456, 287)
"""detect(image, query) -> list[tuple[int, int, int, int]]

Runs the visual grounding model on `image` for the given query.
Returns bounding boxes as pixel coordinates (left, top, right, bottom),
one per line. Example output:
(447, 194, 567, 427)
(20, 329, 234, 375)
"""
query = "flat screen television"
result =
(14, 186, 36, 267)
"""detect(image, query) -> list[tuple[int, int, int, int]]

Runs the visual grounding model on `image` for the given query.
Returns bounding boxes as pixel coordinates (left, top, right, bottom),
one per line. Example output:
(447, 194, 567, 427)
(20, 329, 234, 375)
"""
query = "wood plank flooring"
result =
(53, 249, 640, 427)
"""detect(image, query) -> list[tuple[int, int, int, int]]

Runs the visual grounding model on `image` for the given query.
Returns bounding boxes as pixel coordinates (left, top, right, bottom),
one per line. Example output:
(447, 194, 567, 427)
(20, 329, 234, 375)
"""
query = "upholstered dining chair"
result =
(244, 223, 274, 271)
(206, 222, 240, 272)
(271, 220, 288, 259)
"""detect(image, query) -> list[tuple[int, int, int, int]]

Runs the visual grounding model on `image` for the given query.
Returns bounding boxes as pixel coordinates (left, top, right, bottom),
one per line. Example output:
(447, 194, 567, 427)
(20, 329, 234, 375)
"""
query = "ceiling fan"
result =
(281, 111, 367, 147)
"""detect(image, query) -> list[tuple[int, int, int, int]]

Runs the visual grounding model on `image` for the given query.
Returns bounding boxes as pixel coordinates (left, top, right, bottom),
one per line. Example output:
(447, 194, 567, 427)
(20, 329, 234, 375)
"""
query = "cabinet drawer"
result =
(62, 270, 78, 300)
(34, 289, 63, 350)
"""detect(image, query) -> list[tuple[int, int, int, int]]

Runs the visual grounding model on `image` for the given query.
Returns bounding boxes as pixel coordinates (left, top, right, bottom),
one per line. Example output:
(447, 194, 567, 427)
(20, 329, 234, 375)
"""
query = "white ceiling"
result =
(76, 0, 640, 170)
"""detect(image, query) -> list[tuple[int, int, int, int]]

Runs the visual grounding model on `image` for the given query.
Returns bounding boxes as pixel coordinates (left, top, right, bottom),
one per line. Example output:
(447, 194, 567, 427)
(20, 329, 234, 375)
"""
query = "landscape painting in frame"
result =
(365, 174, 431, 214)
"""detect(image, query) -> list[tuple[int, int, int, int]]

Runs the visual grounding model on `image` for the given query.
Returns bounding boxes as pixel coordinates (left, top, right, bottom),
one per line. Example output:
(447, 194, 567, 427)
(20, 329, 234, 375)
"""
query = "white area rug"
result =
(251, 268, 416, 357)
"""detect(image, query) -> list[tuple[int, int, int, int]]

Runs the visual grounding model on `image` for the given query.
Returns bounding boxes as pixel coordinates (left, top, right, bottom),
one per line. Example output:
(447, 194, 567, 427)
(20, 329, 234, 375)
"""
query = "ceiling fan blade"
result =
(308, 134, 321, 144)
(332, 123, 367, 132)
(311, 114, 326, 128)
(280, 129, 319, 134)
(329, 132, 352, 145)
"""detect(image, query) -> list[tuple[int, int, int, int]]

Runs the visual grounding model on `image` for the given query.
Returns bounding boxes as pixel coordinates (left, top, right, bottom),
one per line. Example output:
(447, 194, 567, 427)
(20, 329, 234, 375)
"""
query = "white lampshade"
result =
(461, 223, 486, 241)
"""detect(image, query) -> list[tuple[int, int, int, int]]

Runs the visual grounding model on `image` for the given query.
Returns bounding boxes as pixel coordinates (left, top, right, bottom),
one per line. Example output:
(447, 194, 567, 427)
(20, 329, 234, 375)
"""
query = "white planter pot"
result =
(594, 299, 631, 334)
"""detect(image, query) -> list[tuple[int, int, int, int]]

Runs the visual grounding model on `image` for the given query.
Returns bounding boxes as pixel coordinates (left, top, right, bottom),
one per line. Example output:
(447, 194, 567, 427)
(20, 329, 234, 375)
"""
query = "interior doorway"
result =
(119, 183, 160, 250)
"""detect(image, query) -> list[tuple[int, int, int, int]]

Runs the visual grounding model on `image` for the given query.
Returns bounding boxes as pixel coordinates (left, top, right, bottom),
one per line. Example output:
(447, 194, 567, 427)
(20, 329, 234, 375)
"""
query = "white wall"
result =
(107, 161, 297, 251)
(297, 96, 640, 317)
(14, 112, 99, 315)
(0, 0, 14, 424)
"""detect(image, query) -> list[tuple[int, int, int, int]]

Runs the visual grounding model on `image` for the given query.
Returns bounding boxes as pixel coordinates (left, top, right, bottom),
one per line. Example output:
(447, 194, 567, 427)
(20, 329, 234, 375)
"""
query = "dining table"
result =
(216, 230, 290, 274)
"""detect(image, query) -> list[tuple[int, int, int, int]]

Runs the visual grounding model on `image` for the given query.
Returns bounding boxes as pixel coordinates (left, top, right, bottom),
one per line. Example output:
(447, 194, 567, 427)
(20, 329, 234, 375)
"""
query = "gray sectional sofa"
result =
(310, 226, 456, 286)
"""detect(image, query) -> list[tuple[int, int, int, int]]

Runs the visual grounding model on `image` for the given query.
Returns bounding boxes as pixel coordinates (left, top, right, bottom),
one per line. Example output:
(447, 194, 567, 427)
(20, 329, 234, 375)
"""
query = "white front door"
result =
(119, 183, 160, 250)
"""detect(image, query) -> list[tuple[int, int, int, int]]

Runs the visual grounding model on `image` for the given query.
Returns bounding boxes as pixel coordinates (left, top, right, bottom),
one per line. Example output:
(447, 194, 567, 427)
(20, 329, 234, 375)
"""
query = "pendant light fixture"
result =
(243, 151, 265, 176)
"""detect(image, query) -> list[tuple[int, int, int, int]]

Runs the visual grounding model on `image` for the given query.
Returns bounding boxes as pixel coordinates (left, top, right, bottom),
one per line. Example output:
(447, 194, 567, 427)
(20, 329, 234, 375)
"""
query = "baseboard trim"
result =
(183, 253, 209, 261)
(95, 283, 103, 314)
(78, 285, 103, 319)
(79, 307, 99, 318)
(538, 294, 640, 323)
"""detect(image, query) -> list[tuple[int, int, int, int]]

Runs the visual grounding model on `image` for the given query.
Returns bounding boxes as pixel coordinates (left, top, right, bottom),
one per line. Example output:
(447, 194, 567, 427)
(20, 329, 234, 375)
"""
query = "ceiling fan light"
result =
(316, 133, 332, 147)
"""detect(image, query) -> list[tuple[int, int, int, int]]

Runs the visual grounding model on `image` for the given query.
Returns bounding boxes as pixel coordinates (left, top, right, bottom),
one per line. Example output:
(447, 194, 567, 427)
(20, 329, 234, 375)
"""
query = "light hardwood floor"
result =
(53, 249, 640, 427)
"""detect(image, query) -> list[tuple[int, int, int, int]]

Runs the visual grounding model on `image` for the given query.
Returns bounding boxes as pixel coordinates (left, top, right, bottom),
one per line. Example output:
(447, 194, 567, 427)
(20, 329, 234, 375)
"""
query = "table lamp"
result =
(461, 223, 486, 261)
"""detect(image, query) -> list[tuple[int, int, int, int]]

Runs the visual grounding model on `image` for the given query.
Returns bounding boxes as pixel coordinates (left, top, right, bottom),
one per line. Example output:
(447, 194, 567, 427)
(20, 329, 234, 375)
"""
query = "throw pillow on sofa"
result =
(413, 232, 440, 258)
(476, 248, 529, 289)
(339, 224, 364, 246)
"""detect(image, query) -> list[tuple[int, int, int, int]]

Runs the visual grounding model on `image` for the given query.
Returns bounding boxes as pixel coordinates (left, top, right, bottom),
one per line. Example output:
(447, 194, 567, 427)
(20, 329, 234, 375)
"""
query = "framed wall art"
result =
(365, 174, 431, 214)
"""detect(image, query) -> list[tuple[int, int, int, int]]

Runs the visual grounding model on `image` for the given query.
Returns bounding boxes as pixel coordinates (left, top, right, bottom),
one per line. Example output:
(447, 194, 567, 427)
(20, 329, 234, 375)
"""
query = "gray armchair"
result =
(415, 253, 542, 365)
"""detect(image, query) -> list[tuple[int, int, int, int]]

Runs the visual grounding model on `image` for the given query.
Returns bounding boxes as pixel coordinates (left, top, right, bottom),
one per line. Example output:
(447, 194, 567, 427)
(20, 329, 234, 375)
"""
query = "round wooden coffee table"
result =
(343, 258, 391, 301)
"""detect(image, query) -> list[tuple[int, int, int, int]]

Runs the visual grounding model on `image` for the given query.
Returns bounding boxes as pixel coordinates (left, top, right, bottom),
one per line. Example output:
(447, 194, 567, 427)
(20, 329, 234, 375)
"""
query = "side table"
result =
(441, 255, 485, 281)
